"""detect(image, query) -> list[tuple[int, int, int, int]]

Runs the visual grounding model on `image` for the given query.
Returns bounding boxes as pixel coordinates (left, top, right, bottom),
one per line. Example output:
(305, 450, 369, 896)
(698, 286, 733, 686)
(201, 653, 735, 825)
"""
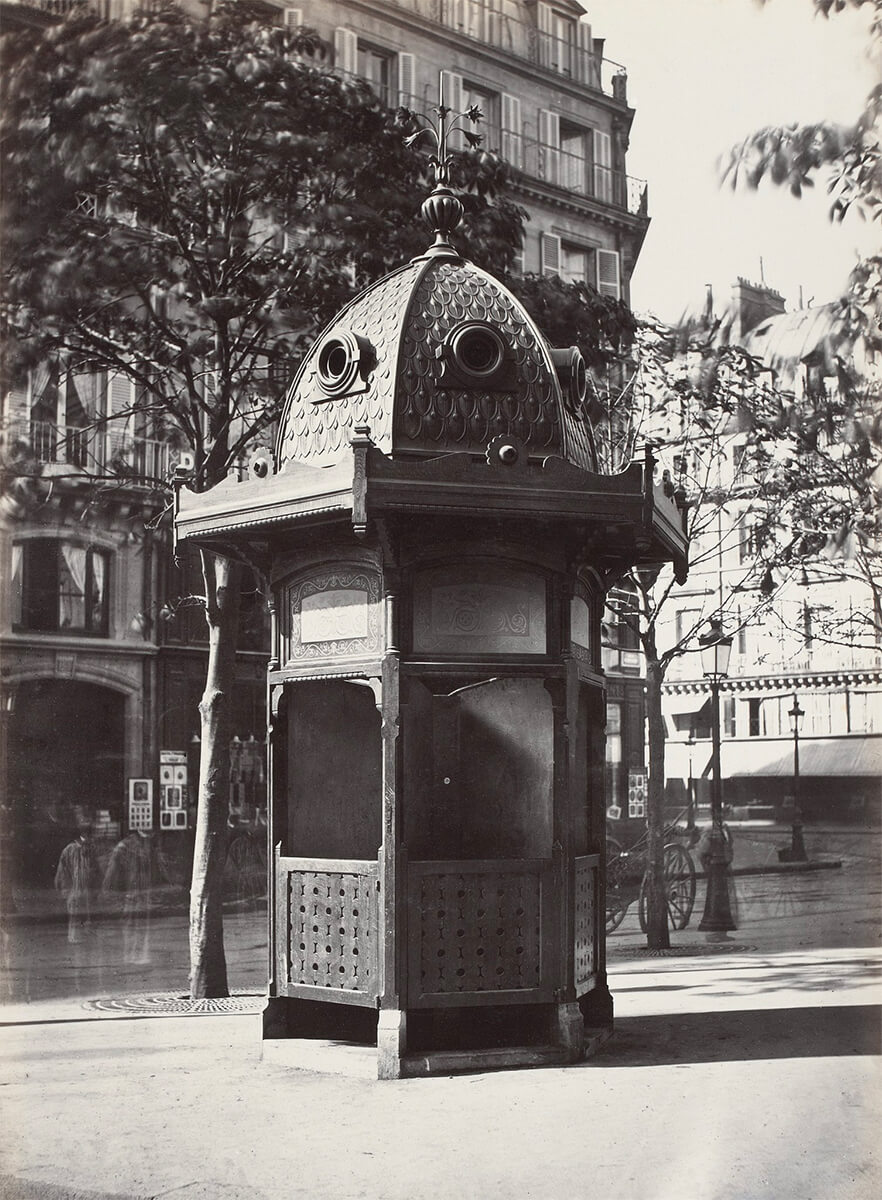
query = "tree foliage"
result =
(718, 0, 882, 650)
(604, 325, 797, 946)
(721, 0, 882, 347)
(0, 2, 643, 988)
(0, 2, 525, 491)
(0, 1, 532, 998)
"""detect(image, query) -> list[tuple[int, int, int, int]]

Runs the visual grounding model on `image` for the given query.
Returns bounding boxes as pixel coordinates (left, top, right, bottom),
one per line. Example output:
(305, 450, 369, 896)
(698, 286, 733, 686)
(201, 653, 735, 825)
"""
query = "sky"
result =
(587, 0, 878, 321)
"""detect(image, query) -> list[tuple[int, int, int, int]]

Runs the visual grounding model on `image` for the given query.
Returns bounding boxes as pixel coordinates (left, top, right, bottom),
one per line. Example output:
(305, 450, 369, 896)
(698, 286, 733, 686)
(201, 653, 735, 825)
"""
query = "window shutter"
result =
(106, 372, 137, 466)
(465, 0, 487, 38)
(536, 1, 554, 69)
(501, 94, 522, 169)
(398, 52, 415, 107)
(593, 129, 612, 203)
(5, 376, 31, 423)
(541, 232, 561, 278)
(283, 8, 302, 27)
(439, 70, 464, 112)
(108, 372, 136, 415)
(538, 108, 560, 185)
(334, 27, 358, 75)
(596, 249, 621, 300)
(576, 21, 595, 85)
(440, 71, 464, 147)
(445, 0, 465, 31)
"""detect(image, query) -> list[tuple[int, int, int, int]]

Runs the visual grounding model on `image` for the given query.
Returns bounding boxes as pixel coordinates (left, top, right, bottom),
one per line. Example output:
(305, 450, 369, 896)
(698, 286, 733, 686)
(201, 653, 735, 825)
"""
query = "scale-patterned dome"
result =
(276, 252, 597, 471)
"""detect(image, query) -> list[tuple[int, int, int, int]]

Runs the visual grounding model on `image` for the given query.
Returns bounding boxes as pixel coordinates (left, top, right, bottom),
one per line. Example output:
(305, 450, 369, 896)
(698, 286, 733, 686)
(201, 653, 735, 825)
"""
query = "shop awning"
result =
(663, 695, 711, 735)
(730, 737, 882, 779)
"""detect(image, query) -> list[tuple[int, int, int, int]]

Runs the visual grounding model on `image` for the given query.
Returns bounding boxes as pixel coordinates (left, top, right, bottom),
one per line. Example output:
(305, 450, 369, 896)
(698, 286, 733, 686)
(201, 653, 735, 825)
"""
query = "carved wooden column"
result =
(263, 682, 288, 1040)
(545, 675, 583, 1059)
(377, 592, 406, 1078)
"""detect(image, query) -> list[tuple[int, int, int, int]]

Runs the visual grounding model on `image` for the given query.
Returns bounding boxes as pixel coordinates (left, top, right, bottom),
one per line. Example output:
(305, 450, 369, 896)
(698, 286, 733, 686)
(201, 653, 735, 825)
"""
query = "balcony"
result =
(0, 0, 87, 23)
(519, 136, 647, 216)
(368, 0, 629, 101)
(474, 122, 647, 216)
(17, 420, 174, 487)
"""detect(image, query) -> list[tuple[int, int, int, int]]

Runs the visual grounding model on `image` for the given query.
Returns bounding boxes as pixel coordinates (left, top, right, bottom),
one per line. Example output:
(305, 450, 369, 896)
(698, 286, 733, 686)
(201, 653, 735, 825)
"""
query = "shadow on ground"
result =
(587, 1004, 881, 1068)
(0, 1175, 145, 1200)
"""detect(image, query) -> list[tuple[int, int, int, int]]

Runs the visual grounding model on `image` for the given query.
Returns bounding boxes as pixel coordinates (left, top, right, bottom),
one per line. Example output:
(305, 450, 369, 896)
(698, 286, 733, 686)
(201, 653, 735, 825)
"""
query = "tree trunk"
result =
(644, 659, 671, 950)
(189, 550, 241, 999)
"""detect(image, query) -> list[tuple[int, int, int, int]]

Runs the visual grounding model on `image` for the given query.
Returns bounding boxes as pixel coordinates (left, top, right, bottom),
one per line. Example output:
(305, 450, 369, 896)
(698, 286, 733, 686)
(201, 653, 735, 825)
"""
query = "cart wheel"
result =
(605, 837, 630, 933)
(637, 843, 697, 932)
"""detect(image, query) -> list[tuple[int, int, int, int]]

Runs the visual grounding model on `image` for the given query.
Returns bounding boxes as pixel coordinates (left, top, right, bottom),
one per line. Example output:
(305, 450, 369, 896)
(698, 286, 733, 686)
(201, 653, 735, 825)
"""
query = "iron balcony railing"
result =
(374, 0, 629, 100)
(471, 120, 647, 216)
(1, 0, 87, 15)
(19, 420, 259, 485)
(361, 84, 648, 215)
(21, 420, 174, 486)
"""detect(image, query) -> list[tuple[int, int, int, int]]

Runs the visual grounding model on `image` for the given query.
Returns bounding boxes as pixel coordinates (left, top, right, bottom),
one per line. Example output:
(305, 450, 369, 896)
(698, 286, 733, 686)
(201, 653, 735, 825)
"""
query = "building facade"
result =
(659, 281, 882, 826)
(0, 0, 650, 889)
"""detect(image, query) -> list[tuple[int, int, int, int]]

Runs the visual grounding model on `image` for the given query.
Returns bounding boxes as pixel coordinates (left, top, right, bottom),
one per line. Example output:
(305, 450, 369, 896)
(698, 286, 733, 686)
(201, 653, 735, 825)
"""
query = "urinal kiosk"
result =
(175, 183, 687, 1078)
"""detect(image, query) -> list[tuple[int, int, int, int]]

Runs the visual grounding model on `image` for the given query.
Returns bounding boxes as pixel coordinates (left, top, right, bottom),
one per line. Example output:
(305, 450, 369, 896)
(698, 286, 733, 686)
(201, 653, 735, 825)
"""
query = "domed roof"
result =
(275, 252, 597, 472)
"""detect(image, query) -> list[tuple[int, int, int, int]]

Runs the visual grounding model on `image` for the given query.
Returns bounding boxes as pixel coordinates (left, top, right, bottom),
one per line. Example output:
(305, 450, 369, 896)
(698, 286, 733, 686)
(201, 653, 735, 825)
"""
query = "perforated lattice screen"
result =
(412, 867, 544, 1000)
(284, 866, 378, 997)
(573, 856, 598, 991)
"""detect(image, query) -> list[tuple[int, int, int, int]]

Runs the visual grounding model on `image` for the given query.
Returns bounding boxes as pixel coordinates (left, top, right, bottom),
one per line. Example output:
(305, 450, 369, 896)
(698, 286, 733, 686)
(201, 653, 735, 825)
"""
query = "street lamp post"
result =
(686, 728, 696, 832)
(788, 693, 807, 862)
(698, 622, 737, 932)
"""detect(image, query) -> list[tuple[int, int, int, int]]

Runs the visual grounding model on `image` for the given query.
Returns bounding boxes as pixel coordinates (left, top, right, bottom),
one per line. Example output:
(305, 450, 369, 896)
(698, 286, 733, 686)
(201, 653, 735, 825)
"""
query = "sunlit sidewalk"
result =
(0, 946, 879, 1200)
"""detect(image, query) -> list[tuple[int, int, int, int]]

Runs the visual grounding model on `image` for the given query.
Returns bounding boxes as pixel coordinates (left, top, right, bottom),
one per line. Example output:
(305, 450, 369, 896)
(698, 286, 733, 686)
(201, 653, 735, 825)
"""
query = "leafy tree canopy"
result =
(721, 0, 881, 346)
(0, 2, 528, 487)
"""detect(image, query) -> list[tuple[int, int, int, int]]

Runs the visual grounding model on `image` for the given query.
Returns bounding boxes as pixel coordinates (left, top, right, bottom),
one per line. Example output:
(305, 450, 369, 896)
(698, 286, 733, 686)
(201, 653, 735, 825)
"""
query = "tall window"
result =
(12, 540, 110, 636)
(560, 122, 590, 194)
(541, 233, 621, 300)
(358, 43, 393, 106)
(336, 29, 413, 108)
(740, 517, 759, 564)
(463, 80, 500, 150)
(675, 607, 702, 645)
(560, 243, 590, 286)
(605, 701, 623, 810)
(537, 3, 576, 75)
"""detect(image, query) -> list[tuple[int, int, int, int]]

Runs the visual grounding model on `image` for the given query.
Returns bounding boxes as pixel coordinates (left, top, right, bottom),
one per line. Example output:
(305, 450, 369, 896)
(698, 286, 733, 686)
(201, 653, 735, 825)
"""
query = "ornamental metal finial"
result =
(397, 73, 484, 258)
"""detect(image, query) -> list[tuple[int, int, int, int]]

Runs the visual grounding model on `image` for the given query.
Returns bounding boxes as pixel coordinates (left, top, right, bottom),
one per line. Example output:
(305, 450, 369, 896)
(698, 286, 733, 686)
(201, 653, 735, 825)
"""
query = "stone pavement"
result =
(1, 945, 879, 1200)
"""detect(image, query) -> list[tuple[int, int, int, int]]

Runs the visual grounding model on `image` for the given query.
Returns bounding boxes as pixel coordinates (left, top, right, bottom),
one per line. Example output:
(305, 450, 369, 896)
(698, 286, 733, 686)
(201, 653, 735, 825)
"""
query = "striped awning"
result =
(730, 737, 882, 779)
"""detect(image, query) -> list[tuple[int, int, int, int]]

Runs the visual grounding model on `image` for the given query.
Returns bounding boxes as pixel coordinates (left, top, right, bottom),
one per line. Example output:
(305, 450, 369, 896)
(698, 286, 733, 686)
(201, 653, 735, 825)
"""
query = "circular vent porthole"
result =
(314, 331, 376, 400)
(450, 323, 506, 379)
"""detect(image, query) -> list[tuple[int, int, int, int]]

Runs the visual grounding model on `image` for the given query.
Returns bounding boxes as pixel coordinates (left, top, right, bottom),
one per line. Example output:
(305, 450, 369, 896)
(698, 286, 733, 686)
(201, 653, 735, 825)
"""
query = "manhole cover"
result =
(610, 944, 758, 958)
(85, 992, 265, 1016)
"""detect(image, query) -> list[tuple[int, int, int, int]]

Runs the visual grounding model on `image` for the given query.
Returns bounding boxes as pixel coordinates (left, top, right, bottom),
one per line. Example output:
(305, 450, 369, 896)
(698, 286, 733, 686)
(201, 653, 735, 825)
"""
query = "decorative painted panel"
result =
(412, 565, 546, 655)
(283, 566, 382, 664)
(409, 863, 548, 1004)
(300, 587, 370, 644)
(573, 855, 598, 995)
(280, 860, 379, 998)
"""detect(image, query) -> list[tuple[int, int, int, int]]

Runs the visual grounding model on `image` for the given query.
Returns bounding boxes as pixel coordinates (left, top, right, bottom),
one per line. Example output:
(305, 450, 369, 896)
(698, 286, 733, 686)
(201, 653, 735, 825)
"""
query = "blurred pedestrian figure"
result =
(696, 821, 734, 874)
(54, 824, 99, 944)
(103, 830, 166, 964)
